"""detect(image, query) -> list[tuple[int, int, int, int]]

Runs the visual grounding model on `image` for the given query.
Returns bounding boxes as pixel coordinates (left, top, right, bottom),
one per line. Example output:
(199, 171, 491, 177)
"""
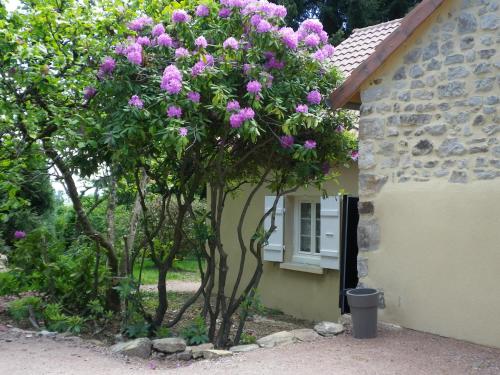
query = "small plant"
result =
(181, 316, 209, 345)
(0, 272, 20, 296)
(7, 296, 43, 324)
(43, 303, 85, 334)
(155, 326, 170, 339)
(239, 332, 257, 345)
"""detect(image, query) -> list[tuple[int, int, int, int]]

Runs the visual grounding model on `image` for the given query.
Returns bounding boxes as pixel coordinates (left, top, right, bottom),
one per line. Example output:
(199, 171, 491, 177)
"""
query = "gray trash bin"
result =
(346, 288, 380, 339)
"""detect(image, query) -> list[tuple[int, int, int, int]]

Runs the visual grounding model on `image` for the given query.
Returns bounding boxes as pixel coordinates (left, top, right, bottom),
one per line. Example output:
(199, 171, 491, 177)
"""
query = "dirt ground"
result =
(1, 323, 500, 375)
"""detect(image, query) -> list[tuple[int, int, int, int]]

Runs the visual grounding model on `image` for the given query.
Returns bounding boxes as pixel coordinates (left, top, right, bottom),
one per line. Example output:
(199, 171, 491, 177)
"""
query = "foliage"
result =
(0, 272, 21, 296)
(7, 296, 44, 323)
(43, 303, 85, 334)
(239, 332, 257, 344)
(181, 316, 209, 345)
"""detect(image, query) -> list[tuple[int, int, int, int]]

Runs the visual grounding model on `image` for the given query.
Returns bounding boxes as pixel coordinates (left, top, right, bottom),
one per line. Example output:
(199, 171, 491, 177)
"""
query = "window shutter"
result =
(320, 196, 340, 269)
(263, 196, 284, 262)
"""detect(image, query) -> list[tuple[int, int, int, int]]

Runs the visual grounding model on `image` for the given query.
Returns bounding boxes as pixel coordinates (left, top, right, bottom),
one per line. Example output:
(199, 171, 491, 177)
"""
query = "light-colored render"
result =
(220, 166, 358, 322)
(350, 0, 500, 348)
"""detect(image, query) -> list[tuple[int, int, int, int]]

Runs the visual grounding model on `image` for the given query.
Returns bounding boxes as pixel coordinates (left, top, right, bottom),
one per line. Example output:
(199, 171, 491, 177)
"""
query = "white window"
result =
(293, 198, 321, 265)
(263, 195, 340, 270)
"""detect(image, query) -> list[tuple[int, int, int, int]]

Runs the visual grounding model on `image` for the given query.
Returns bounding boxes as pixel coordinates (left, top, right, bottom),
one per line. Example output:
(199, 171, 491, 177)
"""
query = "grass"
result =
(133, 257, 202, 285)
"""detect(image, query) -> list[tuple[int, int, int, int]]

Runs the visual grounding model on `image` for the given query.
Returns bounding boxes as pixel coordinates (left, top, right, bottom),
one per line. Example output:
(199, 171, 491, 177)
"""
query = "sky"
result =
(5, 0, 19, 11)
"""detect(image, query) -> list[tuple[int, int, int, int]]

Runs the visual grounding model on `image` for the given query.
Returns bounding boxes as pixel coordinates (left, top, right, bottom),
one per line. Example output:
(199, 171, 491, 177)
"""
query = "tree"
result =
(89, 0, 357, 345)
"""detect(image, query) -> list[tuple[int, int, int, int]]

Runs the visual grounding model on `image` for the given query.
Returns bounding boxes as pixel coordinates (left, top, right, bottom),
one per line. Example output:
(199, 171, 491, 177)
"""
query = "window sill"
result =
(279, 262, 324, 275)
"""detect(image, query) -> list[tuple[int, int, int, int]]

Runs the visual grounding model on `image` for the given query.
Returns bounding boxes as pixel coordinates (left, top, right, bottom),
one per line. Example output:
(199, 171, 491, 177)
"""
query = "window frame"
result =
(292, 197, 321, 266)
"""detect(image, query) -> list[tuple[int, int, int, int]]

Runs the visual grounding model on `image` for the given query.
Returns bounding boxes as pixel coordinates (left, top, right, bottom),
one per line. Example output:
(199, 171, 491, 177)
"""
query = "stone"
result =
(441, 40, 454, 56)
(476, 157, 488, 168)
(438, 103, 451, 111)
(424, 161, 438, 168)
(449, 170, 468, 183)
(152, 337, 186, 353)
(448, 66, 469, 79)
(482, 125, 500, 136)
(473, 115, 486, 126)
(426, 75, 437, 87)
(361, 86, 390, 102)
(190, 343, 214, 359)
(290, 328, 321, 342)
(378, 141, 395, 156)
(426, 58, 442, 71)
(438, 82, 465, 98)
(460, 36, 475, 50)
(360, 103, 374, 116)
(444, 54, 465, 65)
(229, 344, 259, 353)
(357, 258, 369, 277)
(475, 170, 497, 180)
(392, 67, 406, 80)
(425, 124, 447, 135)
(338, 314, 352, 326)
(480, 14, 498, 30)
(457, 12, 478, 34)
(490, 160, 500, 169)
(381, 157, 400, 168)
(358, 201, 374, 215)
(469, 145, 489, 154)
(400, 114, 432, 126)
(398, 91, 411, 102)
(359, 174, 388, 196)
(413, 90, 433, 100)
(409, 65, 424, 78)
(410, 80, 425, 89)
(256, 331, 296, 348)
(493, 146, 500, 158)
(485, 96, 499, 105)
(479, 49, 496, 59)
(483, 106, 497, 115)
(358, 142, 376, 169)
(359, 118, 385, 140)
(438, 138, 467, 157)
(358, 218, 380, 251)
(313, 321, 345, 337)
(176, 349, 193, 361)
(404, 48, 421, 64)
(422, 41, 439, 61)
(111, 338, 152, 359)
(387, 127, 399, 137)
(465, 50, 476, 63)
(203, 350, 233, 359)
(412, 140, 434, 156)
(475, 78, 495, 92)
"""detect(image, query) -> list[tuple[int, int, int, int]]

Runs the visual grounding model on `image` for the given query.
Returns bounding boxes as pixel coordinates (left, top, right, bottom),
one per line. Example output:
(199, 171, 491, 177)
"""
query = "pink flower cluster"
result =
(296, 104, 308, 113)
(195, 36, 208, 49)
(128, 16, 153, 31)
(83, 86, 97, 100)
(161, 65, 183, 94)
(128, 95, 144, 108)
(195, 5, 210, 17)
(187, 91, 201, 103)
(223, 37, 239, 50)
(152, 23, 165, 37)
(14, 230, 26, 239)
(157, 33, 174, 47)
(167, 105, 182, 118)
(246, 80, 262, 94)
(172, 10, 190, 23)
(229, 107, 255, 128)
(98, 56, 116, 78)
(178, 127, 188, 136)
(126, 43, 143, 65)
(307, 90, 321, 105)
(279, 135, 294, 149)
(191, 54, 214, 77)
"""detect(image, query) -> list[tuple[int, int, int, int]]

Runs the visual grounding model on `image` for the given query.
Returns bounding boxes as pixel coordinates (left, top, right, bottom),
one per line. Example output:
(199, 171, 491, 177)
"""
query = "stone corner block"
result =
(313, 321, 345, 337)
(358, 218, 380, 252)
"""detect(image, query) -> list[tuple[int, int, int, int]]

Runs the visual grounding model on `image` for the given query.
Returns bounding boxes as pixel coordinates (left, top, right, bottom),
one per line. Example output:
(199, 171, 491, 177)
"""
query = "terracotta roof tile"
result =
(331, 18, 402, 78)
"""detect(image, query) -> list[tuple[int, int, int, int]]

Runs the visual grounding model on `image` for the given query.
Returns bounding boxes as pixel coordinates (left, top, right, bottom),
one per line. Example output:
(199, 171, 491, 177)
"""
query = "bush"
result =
(239, 332, 257, 344)
(0, 272, 20, 296)
(7, 296, 43, 324)
(181, 316, 209, 345)
(43, 303, 85, 334)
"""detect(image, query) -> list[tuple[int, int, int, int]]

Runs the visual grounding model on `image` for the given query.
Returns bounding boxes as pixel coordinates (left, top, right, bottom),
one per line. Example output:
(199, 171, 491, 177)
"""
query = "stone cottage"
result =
(220, 0, 499, 349)
(331, 0, 500, 348)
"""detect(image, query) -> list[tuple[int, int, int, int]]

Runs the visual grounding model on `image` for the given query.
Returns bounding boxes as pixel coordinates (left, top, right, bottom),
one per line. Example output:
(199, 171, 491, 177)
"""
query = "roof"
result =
(331, 18, 402, 78)
(330, 0, 446, 109)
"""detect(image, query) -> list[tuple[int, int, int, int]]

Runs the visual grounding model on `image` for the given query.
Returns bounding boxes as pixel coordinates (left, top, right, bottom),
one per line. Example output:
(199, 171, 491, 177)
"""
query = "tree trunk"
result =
(153, 268, 168, 327)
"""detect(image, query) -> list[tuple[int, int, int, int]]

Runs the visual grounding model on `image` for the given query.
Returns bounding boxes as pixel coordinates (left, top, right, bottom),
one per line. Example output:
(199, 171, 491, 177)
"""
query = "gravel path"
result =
(141, 281, 201, 293)
(1, 325, 499, 374)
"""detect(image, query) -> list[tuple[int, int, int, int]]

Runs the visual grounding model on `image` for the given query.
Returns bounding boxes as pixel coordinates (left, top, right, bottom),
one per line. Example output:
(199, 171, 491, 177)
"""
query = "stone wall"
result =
(357, 0, 499, 267)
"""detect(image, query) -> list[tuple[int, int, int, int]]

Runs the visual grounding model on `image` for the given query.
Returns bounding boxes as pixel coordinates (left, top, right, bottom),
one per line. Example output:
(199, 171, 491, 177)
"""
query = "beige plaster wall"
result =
(219, 165, 358, 322)
(356, 0, 500, 348)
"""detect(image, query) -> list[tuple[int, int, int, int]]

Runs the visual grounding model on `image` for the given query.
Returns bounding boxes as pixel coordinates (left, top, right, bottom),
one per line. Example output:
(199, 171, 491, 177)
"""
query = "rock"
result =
(438, 82, 466, 98)
(176, 348, 193, 361)
(152, 337, 186, 354)
(190, 343, 214, 359)
(449, 170, 468, 184)
(114, 334, 125, 343)
(37, 330, 57, 338)
(256, 331, 296, 348)
(338, 314, 352, 326)
(359, 174, 388, 196)
(229, 344, 260, 353)
(412, 140, 434, 156)
(357, 218, 380, 251)
(203, 349, 233, 360)
(313, 321, 345, 337)
(457, 12, 478, 34)
(438, 138, 467, 157)
(289, 328, 320, 342)
(111, 338, 152, 359)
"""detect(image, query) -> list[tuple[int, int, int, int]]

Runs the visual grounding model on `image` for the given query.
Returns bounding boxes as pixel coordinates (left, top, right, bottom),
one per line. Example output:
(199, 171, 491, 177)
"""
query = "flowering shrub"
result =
(90, 0, 356, 177)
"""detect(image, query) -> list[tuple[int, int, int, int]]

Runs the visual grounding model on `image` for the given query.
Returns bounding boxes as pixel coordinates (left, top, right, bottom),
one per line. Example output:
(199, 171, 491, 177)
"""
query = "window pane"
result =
(301, 218, 311, 235)
(300, 236, 311, 252)
(300, 203, 311, 219)
(315, 236, 320, 253)
(316, 203, 321, 219)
